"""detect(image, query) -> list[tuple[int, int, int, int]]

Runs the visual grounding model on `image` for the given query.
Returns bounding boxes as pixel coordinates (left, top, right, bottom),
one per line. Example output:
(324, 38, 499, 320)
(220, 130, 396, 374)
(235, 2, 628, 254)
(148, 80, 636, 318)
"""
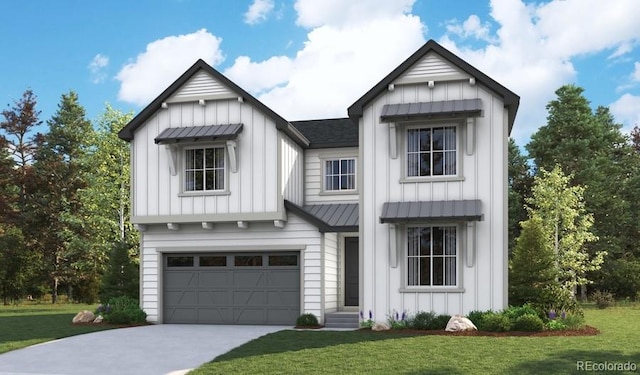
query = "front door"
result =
(344, 237, 359, 306)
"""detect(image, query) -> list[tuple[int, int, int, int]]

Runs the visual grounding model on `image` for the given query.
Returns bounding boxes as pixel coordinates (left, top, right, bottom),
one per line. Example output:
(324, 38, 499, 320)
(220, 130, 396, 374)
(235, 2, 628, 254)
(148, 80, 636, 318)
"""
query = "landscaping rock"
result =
(72, 310, 96, 324)
(445, 315, 477, 332)
(93, 315, 104, 324)
(372, 322, 390, 331)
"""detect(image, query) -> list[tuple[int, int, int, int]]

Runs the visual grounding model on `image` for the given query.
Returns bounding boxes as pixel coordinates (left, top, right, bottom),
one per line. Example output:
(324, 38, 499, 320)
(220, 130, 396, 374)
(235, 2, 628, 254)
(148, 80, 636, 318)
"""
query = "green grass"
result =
(0, 303, 115, 354)
(191, 306, 640, 375)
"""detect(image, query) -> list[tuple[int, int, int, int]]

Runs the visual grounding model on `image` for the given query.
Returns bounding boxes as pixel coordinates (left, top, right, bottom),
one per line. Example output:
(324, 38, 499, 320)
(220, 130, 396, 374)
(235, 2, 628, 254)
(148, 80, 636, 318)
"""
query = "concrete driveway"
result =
(0, 324, 288, 375)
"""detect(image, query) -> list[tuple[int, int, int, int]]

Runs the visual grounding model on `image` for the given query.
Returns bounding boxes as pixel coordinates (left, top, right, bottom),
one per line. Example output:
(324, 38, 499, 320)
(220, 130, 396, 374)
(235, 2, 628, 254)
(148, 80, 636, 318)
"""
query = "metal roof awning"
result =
(380, 200, 483, 223)
(380, 99, 482, 122)
(284, 200, 358, 233)
(154, 124, 243, 144)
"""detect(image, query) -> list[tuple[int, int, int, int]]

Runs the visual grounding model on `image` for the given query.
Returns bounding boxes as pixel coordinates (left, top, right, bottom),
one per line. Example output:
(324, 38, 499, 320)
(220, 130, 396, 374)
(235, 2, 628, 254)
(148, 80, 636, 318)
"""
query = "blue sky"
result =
(1, 0, 639, 145)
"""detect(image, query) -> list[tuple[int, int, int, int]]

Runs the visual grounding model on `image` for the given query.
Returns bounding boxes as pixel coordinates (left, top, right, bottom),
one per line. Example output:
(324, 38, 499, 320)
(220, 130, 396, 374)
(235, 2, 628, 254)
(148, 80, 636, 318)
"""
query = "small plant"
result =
(591, 290, 615, 309)
(513, 314, 544, 332)
(545, 319, 567, 331)
(479, 312, 511, 332)
(360, 310, 374, 329)
(95, 303, 111, 316)
(562, 314, 586, 330)
(296, 313, 319, 327)
(387, 310, 408, 329)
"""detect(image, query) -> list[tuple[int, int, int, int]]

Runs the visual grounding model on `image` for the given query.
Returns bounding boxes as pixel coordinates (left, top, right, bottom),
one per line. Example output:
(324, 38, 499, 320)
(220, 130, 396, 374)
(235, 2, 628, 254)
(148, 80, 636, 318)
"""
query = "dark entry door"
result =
(344, 237, 359, 306)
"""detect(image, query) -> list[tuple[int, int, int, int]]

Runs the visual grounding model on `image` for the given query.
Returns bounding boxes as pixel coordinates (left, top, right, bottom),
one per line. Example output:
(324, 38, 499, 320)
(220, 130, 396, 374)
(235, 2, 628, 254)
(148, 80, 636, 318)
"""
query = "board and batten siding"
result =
(323, 232, 339, 313)
(304, 148, 359, 204)
(281, 135, 304, 206)
(139, 213, 323, 323)
(131, 98, 280, 221)
(359, 77, 508, 320)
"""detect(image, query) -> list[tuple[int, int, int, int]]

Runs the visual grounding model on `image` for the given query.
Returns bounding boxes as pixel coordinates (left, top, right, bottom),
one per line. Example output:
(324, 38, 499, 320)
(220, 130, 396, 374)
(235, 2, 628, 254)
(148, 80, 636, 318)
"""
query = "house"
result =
(118, 39, 519, 326)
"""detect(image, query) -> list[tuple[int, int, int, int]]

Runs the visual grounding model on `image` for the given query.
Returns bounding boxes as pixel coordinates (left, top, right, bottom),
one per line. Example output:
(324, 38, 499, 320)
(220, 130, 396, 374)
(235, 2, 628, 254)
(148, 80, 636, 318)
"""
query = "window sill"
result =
(178, 190, 231, 197)
(319, 190, 358, 196)
(399, 176, 465, 183)
(399, 287, 465, 293)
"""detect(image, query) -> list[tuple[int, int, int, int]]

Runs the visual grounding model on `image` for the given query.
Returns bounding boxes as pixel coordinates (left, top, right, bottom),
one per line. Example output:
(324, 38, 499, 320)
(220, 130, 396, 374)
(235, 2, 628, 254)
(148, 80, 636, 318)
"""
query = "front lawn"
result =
(191, 306, 640, 374)
(0, 303, 115, 354)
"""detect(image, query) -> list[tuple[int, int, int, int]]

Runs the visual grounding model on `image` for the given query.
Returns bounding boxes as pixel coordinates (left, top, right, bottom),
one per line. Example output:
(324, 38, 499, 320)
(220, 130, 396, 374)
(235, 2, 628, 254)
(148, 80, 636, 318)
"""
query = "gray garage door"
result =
(163, 252, 300, 324)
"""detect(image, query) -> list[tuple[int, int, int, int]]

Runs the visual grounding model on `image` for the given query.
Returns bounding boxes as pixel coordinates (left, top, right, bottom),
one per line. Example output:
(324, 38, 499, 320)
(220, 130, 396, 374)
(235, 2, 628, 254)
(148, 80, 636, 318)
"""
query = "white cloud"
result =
(633, 62, 640, 82)
(224, 55, 293, 94)
(294, 0, 415, 28)
(244, 0, 275, 25)
(116, 29, 224, 106)
(440, 0, 640, 143)
(88, 54, 109, 84)
(610, 94, 640, 130)
(445, 15, 494, 42)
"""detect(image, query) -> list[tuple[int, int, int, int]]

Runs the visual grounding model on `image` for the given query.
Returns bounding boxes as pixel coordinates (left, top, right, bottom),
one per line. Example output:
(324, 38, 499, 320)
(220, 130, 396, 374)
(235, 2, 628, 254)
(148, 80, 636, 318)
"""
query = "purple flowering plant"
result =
(95, 304, 112, 316)
(360, 310, 375, 328)
(387, 309, 409, 330)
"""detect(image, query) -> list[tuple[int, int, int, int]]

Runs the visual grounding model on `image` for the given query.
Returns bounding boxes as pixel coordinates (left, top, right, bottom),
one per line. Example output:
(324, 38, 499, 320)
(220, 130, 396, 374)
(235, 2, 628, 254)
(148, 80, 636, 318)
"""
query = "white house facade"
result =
(118, 40, 519, 326)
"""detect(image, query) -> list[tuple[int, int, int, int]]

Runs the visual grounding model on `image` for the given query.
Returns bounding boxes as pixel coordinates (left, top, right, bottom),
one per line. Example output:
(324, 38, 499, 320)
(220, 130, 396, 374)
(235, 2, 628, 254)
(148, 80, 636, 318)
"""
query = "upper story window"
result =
(407, 126, 457, 177)
(325, 158, 355, 191)
(407, 225, 458, 287)
(185, 146, 225, 192)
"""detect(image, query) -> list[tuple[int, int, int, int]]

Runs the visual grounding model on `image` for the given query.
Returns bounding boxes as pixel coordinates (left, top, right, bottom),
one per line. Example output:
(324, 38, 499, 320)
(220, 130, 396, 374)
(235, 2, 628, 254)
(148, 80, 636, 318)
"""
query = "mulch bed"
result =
(368, 326, 600, 337)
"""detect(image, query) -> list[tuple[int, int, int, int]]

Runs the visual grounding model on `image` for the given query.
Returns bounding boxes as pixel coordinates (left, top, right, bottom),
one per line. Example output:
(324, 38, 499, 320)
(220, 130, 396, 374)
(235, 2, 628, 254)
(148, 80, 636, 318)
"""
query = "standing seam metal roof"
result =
(380, 99, 482, 122)
(284, 200, 358, 232)
(154, 124, 243, 144)
(380, 200, 483, 223)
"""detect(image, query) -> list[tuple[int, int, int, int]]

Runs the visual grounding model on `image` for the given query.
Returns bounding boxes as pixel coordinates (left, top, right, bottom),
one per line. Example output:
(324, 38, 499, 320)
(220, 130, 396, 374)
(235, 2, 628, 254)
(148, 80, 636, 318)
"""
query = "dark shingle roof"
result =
(380, 200, 483, 223)
(155, 124, 243, 144)
(291, 118, 358, 149)
(284, 200, 358, 232)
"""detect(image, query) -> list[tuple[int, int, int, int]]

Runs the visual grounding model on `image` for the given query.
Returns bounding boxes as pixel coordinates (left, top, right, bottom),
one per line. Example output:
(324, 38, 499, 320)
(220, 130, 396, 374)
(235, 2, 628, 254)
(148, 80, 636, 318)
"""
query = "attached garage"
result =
(163, 252, 300, 324)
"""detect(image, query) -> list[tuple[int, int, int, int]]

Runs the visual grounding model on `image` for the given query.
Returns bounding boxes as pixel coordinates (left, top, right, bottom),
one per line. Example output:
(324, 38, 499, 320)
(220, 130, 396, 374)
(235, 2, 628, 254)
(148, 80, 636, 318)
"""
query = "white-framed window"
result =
(184, 146, 225, 192)
(324, 158, 356, 191)
(406, 125, 457, 177)
(407, 225, 458, 287)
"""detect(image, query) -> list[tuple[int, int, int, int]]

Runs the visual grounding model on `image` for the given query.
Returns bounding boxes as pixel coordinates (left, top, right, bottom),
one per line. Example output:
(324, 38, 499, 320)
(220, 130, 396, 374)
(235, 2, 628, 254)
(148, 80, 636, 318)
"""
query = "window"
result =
(407, 225, 457, 286)
(234, 255, 262, 267)
(167, 256, 194, 267)
(199, 256, 227, 267)
(407, 126, 456, 177)
(325, 158, 355, 191)
(185, 147, 225, 191)
(268, 255, 298, 266)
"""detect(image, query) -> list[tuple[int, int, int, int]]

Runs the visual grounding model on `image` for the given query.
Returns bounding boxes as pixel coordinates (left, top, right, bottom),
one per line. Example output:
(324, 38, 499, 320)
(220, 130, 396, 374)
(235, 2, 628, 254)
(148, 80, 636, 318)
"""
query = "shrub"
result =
(433, 314, 451, 330)
(503, 304, 539, 324)
(101, 295, 147, 325)
(513, 314, 544, 332)
(479, 312, 511, 332)
(409, 311, 436, 330)
(466, 310, 491, 328)
(591, 290, 615, 309)
(296, 313, 319, 327)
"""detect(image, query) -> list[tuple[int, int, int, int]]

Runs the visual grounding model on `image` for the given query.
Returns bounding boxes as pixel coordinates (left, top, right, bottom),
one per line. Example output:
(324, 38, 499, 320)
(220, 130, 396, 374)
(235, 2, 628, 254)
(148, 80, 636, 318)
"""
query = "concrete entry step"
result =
(324, 312, 359, 329)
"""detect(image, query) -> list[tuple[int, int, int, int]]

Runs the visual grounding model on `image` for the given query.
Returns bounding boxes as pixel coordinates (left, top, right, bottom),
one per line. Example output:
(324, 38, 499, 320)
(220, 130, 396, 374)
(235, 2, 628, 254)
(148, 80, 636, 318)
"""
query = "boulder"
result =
(72, 310, 96, 324)
(371, 322, 390, 331)
(445, 315, 477, 332)
(93, 315, 104, 324)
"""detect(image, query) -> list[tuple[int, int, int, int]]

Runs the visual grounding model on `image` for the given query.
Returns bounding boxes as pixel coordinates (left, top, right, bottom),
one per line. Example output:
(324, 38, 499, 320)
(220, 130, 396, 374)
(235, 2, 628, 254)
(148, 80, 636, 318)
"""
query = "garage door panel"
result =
(199, 271, 230, 286)
(198, 290, 229, 305)
(267, 270, 299, 286)
(163, 252, 300, 325)
(164, 272, 198, 287)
